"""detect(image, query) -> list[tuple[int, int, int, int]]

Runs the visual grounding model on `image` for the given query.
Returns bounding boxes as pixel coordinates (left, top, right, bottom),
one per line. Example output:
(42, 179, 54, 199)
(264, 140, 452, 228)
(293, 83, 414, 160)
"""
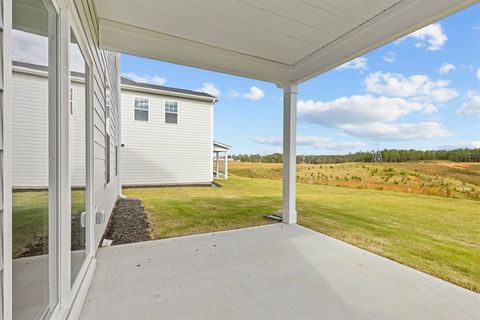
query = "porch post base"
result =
(281, 210, 297, 224)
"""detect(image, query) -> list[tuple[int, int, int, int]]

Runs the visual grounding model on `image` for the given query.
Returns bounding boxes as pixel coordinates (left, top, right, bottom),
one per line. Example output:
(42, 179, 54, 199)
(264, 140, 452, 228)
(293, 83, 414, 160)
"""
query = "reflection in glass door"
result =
(11, 0, 57, 318)
(70, 29, 88, 284)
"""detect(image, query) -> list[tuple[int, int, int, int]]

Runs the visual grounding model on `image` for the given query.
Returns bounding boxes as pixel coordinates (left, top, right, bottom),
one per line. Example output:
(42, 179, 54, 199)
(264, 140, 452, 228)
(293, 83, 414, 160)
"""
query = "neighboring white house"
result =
(11, 65, 221, 187)
(11, 61, 96, 188)
(120, 77, 218, 186)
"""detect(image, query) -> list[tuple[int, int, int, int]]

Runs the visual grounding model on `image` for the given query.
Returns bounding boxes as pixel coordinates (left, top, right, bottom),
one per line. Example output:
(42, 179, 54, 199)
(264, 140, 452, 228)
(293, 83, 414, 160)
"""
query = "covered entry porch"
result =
(213, 141, 231, 179)
(95, 0, 477, 224)
(80, 224, 479, 319)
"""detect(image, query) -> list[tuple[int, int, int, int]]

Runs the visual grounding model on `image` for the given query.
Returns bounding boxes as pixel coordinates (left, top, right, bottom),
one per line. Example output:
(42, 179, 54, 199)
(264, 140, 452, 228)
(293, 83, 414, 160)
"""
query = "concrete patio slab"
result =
(80, 224, 479, 320)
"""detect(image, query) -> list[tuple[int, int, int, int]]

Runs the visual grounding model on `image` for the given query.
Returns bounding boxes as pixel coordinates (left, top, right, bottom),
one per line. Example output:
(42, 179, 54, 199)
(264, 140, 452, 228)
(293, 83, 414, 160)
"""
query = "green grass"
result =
(13, 190, 85, 257)
(125, 175, 480, 292)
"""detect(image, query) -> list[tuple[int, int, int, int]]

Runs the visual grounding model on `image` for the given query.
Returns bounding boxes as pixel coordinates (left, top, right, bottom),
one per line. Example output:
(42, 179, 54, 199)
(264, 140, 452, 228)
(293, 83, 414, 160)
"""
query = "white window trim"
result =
(70, 87, 75, 114)
(164, 99, 179, 125)
(133, 96, 150, 122)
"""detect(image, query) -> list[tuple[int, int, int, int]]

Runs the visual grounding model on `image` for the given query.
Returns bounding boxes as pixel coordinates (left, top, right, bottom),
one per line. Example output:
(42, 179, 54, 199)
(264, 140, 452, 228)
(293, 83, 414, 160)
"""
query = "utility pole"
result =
(371, 134, 383, 163)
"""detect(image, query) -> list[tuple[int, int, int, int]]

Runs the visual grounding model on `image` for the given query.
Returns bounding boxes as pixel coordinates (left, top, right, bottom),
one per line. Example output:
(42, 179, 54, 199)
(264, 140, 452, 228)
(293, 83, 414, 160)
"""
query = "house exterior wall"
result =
(2, 0, 122, 318)
(11, 70, 90, 188)
(121, 88, 214, 186)
(73, 0, 121, 247)
(74, 0, 120, 245)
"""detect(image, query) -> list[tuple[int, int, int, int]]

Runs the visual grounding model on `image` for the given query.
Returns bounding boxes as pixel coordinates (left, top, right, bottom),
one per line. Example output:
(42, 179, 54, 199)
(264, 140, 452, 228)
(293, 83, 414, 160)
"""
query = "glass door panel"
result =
(11, 0, 57, 318)
(70, 29, 88, 284)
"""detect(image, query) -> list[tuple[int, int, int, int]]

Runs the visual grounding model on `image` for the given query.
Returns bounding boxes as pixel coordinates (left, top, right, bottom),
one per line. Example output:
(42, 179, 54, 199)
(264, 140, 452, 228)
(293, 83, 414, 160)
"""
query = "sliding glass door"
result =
(11, 0, 58, 318)
(70, 28, 89, 285)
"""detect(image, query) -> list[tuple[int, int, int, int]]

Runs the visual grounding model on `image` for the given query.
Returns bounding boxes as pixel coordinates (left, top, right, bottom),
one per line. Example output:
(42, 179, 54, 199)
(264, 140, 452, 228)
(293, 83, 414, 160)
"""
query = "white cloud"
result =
(383, 52, 396, 63)
(13, 30, 48, 66)
(253, 136, 283, 145)
(122, 72, 166, 86)
(230, 86, 265, 100)
(438, 141, 480, 150)
(477, 68, 480, 80)
(364, 72, 458, 103)
(438, 63, 455, 74)
(13, 29, 85, 72)
(297, 95, 449, 140)
(398, 23, 447, 51)
(253, 135, 364, 150)
(229, 90, 241, 98)
(340, 122, 451, 140)
(457, 92, 480, 115)
(298, 95, 435, 128)
(336, 57, 368, 71)
(242, 86, 264, 101)
(196, 83, 220, 97)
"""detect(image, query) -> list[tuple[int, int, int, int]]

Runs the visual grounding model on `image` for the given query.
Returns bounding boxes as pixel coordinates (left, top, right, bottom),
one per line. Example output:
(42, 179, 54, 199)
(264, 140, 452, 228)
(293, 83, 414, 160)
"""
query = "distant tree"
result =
(231, 148, 480, 164)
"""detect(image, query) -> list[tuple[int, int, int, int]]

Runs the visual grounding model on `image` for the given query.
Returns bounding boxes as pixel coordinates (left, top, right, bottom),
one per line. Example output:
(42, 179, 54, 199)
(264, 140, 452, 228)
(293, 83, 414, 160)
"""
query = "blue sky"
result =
(121, 4, 480, 155)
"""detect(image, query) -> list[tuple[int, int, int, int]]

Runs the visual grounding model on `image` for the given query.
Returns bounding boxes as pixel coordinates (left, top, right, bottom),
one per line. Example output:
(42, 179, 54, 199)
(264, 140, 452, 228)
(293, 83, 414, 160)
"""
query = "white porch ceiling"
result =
(94, 0, 477, 84)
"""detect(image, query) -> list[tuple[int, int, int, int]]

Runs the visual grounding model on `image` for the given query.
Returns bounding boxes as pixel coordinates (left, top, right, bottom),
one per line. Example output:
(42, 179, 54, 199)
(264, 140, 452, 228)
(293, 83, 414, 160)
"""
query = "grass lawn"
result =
(125, 175, 480, 292)
(13, 190, 85, 257)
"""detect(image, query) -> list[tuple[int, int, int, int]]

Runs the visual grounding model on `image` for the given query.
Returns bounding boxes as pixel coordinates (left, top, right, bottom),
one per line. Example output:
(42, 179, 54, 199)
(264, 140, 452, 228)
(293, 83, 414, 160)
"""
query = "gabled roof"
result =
(121, 76, 217, 100)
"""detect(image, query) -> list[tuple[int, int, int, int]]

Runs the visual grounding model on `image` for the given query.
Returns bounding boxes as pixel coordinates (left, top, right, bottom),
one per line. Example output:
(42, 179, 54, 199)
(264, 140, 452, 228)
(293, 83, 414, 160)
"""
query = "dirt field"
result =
(228, 161, 480, 200)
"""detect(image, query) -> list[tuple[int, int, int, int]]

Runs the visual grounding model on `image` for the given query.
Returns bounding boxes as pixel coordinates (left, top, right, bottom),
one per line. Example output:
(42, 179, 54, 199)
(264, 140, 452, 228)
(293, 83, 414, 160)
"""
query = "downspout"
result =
(116, 54, 127, 199)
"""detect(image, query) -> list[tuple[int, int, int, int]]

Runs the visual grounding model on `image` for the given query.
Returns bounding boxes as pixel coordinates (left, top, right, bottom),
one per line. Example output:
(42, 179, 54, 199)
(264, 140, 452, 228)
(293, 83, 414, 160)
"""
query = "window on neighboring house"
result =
(105, 74, 111, 185)
(134, 97, 149, 121)
(165, 101, 178, 124)
(70, 87, 74, 114)
(106, 133, 111, 185)
(115, 145, 119, 177)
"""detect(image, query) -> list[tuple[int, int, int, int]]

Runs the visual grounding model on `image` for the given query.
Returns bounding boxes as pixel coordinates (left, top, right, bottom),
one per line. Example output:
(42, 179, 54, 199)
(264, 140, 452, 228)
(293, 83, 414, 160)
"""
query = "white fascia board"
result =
(121, 84, 217, 103)
(290, 0, 477, 83)
(213, 142, 232, 151)
(98, 19, 291, 84)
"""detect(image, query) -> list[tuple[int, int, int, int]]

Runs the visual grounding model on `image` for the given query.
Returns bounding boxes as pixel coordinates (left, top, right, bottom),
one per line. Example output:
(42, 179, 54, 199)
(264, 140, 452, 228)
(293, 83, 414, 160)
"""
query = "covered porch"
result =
(95, 0, 477, 224)
(213, 141, 231, 179)
(82, 0, 479, 319)
(80, 224, 479, 319)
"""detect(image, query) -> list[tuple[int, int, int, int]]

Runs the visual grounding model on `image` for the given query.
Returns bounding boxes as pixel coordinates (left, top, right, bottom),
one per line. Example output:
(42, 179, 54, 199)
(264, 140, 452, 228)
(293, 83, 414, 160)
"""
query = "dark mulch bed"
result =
(103, 198, 152, 245)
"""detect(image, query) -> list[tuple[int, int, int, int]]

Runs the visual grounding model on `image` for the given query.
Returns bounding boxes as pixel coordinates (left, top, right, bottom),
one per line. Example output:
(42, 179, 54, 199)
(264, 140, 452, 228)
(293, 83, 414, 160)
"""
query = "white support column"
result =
(282, 83, 298, 224)
(215, 152, 219, 178)
(224, 151, 228, 179)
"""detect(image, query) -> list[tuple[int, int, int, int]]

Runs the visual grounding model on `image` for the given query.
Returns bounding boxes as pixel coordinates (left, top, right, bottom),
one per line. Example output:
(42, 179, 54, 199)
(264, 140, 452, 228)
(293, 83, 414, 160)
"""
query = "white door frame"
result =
(2, 0, 13, 318)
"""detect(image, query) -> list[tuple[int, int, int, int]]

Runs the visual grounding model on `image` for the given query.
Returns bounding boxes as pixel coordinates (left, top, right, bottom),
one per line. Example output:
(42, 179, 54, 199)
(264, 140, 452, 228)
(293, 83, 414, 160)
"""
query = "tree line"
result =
(232, 148, 480, 164)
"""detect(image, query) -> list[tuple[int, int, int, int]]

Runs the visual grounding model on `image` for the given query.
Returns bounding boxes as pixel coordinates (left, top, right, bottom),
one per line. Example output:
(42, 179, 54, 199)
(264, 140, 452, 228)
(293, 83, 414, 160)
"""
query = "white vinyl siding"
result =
(73, 0, 120, 248)
(121, 90, 213, 185)
(11, 71, 50, 187)
(11, 73, 86, 188)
